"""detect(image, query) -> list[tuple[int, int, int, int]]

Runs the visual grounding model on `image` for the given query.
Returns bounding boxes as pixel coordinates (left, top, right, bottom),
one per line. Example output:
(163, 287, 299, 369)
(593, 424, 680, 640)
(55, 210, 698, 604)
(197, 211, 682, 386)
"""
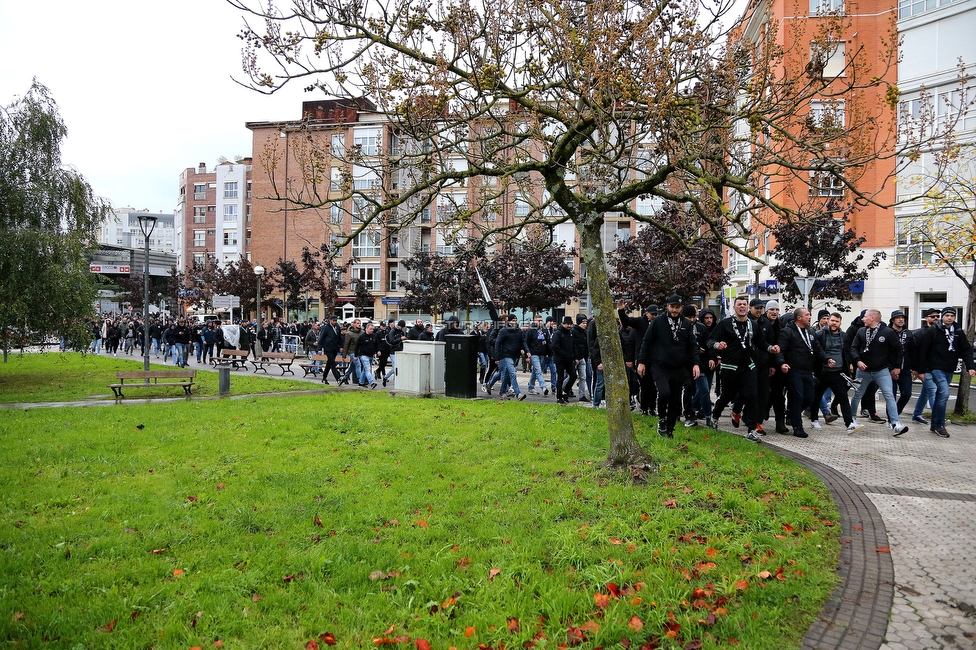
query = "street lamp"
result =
(137, 215, 158, 374)
(752, 263, 763, 299)
(254, 265, 265, 355)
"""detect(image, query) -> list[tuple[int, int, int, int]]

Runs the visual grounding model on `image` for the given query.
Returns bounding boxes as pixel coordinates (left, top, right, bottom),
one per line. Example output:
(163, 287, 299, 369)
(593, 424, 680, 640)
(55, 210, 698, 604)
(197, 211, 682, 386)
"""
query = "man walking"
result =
(551, 316, 577, 404)
(916, 306, 976, 438)
(637, 295, 700, 439)
(848, 309, 908, 436)
(776, 308, 831, 438)
(812, 313, 856, 431)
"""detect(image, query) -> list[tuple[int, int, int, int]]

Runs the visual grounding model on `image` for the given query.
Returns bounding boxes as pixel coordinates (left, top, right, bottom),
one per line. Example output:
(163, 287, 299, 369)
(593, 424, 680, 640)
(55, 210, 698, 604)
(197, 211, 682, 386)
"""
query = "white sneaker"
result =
(891, 422, 909, 437)
(811, 420, 822, 430)
(847, 420, 864, 433)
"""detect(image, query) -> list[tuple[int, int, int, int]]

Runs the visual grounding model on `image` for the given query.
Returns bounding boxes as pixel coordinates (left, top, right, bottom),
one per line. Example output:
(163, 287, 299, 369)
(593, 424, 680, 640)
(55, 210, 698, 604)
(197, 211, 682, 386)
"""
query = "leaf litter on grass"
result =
(0, 392, 839, 648)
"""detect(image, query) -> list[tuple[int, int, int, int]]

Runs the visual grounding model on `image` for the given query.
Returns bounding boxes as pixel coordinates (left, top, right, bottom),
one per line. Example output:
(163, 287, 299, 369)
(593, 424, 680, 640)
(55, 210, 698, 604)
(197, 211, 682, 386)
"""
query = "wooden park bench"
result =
(298, 354, 329, 377)
(250, 351, 296, 376)
(211, 348, 250, 369)
(109, 370, 197, 399)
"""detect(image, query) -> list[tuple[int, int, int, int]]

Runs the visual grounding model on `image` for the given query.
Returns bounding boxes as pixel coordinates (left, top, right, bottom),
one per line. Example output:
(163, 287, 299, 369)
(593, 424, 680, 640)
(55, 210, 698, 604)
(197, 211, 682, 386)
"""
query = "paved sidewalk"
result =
(721, 416, 976, 650)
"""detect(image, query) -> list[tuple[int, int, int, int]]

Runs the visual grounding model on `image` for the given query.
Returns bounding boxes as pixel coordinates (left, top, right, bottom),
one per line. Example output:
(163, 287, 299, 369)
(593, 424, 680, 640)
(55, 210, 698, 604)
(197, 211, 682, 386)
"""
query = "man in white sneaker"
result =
(848, 309, 907, 436)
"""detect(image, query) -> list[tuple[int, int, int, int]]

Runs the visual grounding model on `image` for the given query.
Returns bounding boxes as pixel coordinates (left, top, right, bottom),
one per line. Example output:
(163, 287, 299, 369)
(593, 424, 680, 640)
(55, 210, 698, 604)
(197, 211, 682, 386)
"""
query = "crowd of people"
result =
(84, 297, 974, 445)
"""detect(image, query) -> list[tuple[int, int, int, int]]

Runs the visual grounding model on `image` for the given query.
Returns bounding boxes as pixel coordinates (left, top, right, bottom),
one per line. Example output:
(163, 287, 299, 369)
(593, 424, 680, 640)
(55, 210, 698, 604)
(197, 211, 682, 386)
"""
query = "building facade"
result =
(175, 160, 253, 273)
(98, 208, 176, 253)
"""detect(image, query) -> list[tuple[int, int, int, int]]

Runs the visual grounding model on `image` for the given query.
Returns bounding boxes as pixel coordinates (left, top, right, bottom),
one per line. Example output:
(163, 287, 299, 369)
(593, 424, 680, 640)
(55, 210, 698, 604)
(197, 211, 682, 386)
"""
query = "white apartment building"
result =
(98, 207, 176, 253)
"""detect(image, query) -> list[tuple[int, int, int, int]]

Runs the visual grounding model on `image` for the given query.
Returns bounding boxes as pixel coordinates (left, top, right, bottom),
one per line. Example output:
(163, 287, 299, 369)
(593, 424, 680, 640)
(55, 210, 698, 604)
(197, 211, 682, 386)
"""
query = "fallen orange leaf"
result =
(507, 617, 520, 633)
(735, 580, 749, 590)
(314, 515, 324, 527)
(877, 547, 891, 553)
(99, 619, 117, 633)
(173, 569, 184, 578)
(415, 640, 431, 650)
(705, 547, 718, 558)
(579, 621, 600, 633)
(594, 593, 610, 609)
(415, 520, 428, 528)
(628, 615, 644, 632)
(489, 568, 501, 581)
(306, 642, 320, 650)
(464, 626, 475, 638)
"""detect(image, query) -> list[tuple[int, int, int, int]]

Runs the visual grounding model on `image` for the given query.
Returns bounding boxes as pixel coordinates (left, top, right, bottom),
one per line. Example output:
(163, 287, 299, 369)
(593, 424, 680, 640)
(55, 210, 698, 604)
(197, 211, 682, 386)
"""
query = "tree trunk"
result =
(577, 221, 653, 469)
(953, 280, 976, 416)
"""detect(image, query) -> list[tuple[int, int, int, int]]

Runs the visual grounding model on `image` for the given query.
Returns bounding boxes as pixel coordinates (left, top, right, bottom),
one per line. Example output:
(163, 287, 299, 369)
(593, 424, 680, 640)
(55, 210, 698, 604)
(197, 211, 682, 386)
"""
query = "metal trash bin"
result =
(444, 334, 479, 398)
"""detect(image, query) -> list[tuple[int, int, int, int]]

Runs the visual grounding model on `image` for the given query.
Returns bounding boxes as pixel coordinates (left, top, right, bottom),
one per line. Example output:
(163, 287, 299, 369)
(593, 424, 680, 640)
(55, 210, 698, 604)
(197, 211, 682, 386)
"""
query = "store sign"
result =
(90, 264, 130, 274)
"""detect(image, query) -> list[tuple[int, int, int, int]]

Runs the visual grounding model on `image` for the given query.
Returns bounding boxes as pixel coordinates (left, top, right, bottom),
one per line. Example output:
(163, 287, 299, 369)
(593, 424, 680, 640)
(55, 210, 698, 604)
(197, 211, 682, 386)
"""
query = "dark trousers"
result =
(892, 371, 914, 414)
(322, 352, 342, 382)
(639, 371, 657, 413)
(714, 365, 759, 430)
(651, 365, 691, 432)
(813, 372, 853, 425)
(785, 371, 817, 430)
(555, 360, 576, 400)
(768, 371, 787, 426)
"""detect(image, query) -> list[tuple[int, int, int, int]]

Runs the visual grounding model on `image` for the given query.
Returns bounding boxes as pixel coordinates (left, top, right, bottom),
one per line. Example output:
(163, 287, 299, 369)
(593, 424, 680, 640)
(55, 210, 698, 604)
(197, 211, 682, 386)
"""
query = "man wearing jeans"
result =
(911, 309, 940, 424)
(848, 309, 908, 436)
(492, 315, 529, 401)
(916, 306, 975, 438)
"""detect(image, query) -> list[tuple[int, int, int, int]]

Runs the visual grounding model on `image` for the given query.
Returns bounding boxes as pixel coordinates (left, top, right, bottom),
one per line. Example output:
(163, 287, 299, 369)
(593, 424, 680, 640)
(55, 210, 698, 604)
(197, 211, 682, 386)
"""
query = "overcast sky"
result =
(0, 0, 310, 214)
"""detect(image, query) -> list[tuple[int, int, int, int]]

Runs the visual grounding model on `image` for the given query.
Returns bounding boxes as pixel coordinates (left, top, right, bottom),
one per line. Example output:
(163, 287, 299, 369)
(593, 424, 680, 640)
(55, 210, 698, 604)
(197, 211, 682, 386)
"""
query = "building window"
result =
(420, 206, 432, 224)
(352, 197, 370, 223)
(389, 236, 399, 258)
(193, 253, 206, 266)
(515, 195, 531, 217)
(194, 184, 207, 200)
(809, 160, 845, 197)
(223, 231, 238, 246)
(895, 217, 934, 266)
(352, 265, 380, 290)
(193, 230, 206, 247)
(810, 0, 844, 14)
(389, 268, 398, 291)
(331, 133, 344, 157)
(224, 204, 238, 222)
(809, 99, 846, 131)
(224, 181, 239, 198)
(898, 0, 954, 18)
(330, 203, 344, 225)
(436, 228, 455, 255)
(809, 41, 846, 79)
(353, 128, 381, 156)
(352, 230, 382, 257)
(246, 181, 252, 199)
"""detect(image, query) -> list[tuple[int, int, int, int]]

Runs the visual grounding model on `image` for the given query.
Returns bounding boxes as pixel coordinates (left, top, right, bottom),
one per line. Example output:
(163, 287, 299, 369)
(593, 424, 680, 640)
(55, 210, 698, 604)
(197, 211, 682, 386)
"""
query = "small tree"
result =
(301, 244, 358, 318)
(267, 259, 306, 319)
(897, 153, 976, 414)
(399, 244, 484, 318)
(769, 209, 884, 310)
(216, 256, 261, 320)
(0, 81, 112, 358)
(481, 237, 584, 316)
(609, 204, 728, 309)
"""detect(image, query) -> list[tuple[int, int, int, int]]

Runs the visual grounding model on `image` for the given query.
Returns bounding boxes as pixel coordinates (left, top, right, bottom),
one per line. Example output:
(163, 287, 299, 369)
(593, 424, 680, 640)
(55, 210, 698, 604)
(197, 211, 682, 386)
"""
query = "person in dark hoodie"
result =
(551, 316, 577, 404)
(586, 315, 604, 407)
(693, 306, 718, 426)
(618, 300, 659, 415)
(407, 318, 425, 341)
(812, 312, 855, 430)
(637, 294, 700, 439)
(571, 314, 590, 401)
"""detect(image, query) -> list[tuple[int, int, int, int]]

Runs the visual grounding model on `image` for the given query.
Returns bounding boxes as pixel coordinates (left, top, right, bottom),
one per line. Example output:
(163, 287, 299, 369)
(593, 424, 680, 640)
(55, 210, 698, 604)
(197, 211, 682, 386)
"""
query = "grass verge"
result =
(0, 352, 313, 403)
(0, 389, 839, 648)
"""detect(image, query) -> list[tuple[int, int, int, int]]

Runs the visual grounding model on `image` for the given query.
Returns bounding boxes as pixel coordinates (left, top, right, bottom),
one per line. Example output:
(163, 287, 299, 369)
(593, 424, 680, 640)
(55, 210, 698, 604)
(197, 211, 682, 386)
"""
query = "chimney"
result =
(198, 162, 207, 173)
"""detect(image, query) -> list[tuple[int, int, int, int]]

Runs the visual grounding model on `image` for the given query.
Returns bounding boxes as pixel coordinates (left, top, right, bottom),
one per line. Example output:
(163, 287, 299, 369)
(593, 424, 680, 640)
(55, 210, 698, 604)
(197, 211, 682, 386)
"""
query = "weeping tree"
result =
(399, 244, 484, 319)
(481, 235, 585, 315)
(232, 0, 926, 467)
(0, 80, 112, 359)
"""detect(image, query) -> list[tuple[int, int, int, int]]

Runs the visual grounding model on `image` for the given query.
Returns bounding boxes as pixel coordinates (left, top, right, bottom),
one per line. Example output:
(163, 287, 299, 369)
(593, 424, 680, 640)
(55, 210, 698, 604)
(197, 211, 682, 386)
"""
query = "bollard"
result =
(218, 367, 231, 396)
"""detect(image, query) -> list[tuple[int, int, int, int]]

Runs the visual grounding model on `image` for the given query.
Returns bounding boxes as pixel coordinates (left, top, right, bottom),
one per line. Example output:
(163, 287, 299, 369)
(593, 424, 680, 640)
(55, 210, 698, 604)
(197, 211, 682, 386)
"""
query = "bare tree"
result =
(231, 0, 933, 467)
(897, 151, 976, 414)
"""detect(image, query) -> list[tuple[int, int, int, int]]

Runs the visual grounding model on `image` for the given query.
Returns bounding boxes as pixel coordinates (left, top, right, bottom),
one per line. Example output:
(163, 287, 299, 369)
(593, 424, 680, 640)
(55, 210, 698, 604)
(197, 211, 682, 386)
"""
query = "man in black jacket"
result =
(571, 314, 590, 401)
(637, 295, 700, 439)
(618, 300, 659, 414)
(551, 316, 576, 404)
(849, 309, 907, 436)
(916, 306, 976, 437)
(381, 320, 405, 387)
(776, 308, 830, 438)
(316, 315, 344, 384)
(888, 310, 916, 416)
(488, 315, 529, 400)
(355, 322, 379, 388)
(708, 296, 776, 442)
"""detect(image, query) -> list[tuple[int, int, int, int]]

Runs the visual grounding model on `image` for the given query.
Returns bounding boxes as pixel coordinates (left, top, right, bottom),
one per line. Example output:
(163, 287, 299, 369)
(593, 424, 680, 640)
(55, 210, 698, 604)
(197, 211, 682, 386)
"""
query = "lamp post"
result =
(254, 265, 265, 355)
(752, 263, 763, 299)
(137, 215, 158, 374)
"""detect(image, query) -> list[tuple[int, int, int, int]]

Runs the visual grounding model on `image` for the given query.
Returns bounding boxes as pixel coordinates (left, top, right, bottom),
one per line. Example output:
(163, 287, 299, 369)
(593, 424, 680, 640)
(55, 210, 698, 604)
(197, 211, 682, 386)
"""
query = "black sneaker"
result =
(793, 428, 809, 438)
(934, 426, 950, 438)
(869, 413, 886, 423)
(776, 424, 791, 434)
(517, 393, 526, 401)
(485, 384, 492, 395)
(556, 398, 568, 405)
(544, 388, 549, 396)
(657, 421, 669, 437)
(912, 415, 929, 424)
(730, 411, 741, 428)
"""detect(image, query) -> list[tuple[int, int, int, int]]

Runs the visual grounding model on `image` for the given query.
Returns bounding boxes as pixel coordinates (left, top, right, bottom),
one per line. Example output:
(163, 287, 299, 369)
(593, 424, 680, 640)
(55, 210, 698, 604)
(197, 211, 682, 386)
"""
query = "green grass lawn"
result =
(0, 357, 840, 649)
(0, 352, 314, 403)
